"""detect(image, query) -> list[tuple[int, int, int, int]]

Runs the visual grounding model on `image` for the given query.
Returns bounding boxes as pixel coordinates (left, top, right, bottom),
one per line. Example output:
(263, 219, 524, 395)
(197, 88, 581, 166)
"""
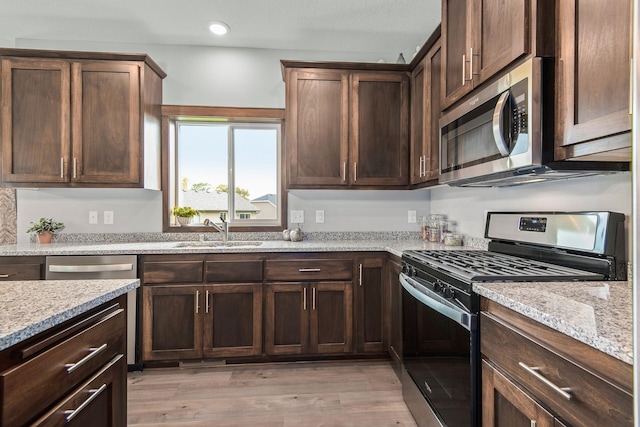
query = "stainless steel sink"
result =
(173, 241, 263, 248)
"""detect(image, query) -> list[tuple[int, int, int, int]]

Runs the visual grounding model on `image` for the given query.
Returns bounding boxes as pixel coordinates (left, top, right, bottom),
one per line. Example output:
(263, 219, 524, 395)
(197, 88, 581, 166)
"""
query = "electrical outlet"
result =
(104, 211, 114, 225)
(408, 210, 417, 224)
(89, 211, 98, 224)
(316, 210, 325, 223)
(290, 210, 304, 224)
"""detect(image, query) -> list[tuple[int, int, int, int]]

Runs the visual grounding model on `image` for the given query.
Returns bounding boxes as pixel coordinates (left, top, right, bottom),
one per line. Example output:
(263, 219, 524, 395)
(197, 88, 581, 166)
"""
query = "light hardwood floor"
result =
(128, 360, 418, 426)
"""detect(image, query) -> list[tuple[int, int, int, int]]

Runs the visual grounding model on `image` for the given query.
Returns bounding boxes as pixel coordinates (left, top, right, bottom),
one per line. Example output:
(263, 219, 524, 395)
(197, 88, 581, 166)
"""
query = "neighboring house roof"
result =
(251, 193, 277, 206)
(182, 191, 259, 212)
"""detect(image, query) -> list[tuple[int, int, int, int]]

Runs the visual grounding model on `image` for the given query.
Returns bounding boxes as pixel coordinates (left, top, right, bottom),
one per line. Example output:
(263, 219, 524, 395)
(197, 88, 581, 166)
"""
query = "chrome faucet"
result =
(204, 215, 228, 242)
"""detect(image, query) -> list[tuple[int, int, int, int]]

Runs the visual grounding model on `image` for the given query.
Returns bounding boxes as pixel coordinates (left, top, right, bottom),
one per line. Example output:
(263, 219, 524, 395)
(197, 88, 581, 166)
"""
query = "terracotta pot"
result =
(37, 232, 53, 244)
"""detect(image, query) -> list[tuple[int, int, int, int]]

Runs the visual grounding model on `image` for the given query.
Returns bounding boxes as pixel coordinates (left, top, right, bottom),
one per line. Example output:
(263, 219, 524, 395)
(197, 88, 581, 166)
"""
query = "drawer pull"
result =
(0, 274, 9, 278)
(518, 362, 572, 400)
(64, 383, 107, 422)
(298, 268, 321, 272)
(65, 343, 107, 374)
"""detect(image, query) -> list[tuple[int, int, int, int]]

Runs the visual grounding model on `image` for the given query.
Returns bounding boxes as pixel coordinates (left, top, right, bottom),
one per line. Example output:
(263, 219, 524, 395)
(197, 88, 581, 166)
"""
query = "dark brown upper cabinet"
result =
(441, 0, 554, 110)
(555, 0, 631, 161)
(283, 62, 410, 189)
(0, 49, 165, 188)
(411, 37, 442, 186)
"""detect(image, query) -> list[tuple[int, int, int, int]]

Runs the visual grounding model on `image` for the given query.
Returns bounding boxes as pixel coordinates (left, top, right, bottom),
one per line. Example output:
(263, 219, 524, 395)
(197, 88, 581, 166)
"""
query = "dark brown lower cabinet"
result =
(32, 354, 126, 427)
(482, 359, 555, 427)
(203, 283, 262, 358)
(142, 283, 263, 362)
(264, 282, 353, 356)
(142, 285, 203, 361)
(386, 256, 402, 378)
(481, 299, 632, 427)
(354, 256, 385, 353)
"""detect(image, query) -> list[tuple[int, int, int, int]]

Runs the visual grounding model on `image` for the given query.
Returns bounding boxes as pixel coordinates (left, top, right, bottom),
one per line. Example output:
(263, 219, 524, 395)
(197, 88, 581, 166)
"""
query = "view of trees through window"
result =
(175, 122, 280, 225)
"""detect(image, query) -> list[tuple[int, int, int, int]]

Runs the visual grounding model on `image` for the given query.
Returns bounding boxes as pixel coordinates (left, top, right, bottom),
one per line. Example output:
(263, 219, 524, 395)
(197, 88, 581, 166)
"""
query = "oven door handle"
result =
(400, 273, 473, 331)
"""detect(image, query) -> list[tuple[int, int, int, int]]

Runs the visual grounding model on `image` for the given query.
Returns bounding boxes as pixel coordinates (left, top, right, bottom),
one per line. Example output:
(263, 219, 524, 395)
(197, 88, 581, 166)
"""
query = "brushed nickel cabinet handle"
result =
(195, 290, 200, 314)
(312, 287, 316, 310)
(64, 383, 107, 422)
(530, 420, 537, 427)
(358, 263, 363, 286)
(343, 162, 346, 182)
(353, 162, 357, 181)
(0, 274, 9, 278)
(469, 48, 474, 79)
(60, 157, 64, 178)
(65, 343, 107, 373)
(303, 287, 307, 311)
(73, 157, 77, 179)
(299, 268, 321, 272)
(519, 362, 572, 400)
(205, 290, 210, 314)
(462, 54, 466, 86)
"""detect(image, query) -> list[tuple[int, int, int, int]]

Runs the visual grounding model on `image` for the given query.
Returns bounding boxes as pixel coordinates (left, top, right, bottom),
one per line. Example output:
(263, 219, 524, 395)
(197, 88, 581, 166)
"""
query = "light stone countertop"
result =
(474, 280, 633, 365)
(0, 278, 140, 351)
(0, 239, 480, 258)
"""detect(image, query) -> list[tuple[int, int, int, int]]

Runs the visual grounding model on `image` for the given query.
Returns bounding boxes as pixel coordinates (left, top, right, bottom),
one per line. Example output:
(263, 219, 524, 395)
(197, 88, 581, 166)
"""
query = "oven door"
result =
(400, 273, 479, 427)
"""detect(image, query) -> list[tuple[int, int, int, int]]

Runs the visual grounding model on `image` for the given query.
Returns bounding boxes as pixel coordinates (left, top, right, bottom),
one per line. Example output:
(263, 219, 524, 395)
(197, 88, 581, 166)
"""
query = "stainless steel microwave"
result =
(438, 58, 626, 187)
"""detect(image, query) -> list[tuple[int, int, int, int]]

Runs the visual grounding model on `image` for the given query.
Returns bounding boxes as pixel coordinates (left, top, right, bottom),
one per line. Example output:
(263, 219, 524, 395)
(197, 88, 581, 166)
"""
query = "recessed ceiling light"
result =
(209, 21, 230, 36)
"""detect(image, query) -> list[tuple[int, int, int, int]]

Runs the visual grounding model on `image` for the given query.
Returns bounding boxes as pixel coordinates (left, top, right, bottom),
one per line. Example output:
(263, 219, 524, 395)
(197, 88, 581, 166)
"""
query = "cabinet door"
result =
(555, 0, 631, 160)
(1, 57, 71, 183)
(410, 58, 426, 185)
(203, 283, 262, 358)
(482, 360, 555, 427)
(424, 41, 442, 181)
(473, 0, 530, 85)
(355, 257, 385, 353)
(310, 281, 353, 354)
(387, 257, 402, 379)
(441, 0, 473, 109)
(286, 69, 349, 187)
(350, 72, 409, 186)
(71, 61, 141, 184)
(141, 285, 203, 361)
(264, 283, 309, 355)
(32, 354, 126, 427)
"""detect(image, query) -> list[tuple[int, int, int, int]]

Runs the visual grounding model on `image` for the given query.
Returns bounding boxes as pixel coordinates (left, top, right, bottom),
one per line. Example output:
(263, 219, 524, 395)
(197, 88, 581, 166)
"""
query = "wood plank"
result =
(127, 361, 416, 426)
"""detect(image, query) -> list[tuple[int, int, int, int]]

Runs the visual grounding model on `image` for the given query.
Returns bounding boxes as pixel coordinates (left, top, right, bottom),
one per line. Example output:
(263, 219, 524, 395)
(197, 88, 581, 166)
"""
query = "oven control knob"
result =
(401, 263, 408, 274)
(433, 281, 442, 292)
(408, 266, 416, 277)
(443, 287, 455, 299)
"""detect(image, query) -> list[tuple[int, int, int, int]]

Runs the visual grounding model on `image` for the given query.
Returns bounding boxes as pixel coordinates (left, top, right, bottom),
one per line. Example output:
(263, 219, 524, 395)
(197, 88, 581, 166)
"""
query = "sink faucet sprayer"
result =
(203, 214, 228, 242)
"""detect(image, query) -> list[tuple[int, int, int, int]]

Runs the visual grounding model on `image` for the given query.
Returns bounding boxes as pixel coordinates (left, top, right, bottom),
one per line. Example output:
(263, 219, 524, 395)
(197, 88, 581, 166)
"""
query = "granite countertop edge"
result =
(0, 279, 140, 351)
(474, 282, 633, 365)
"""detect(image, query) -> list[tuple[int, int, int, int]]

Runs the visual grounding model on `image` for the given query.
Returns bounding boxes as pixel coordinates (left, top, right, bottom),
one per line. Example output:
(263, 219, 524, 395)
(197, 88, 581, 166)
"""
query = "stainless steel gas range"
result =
(399, 211, 626, 427)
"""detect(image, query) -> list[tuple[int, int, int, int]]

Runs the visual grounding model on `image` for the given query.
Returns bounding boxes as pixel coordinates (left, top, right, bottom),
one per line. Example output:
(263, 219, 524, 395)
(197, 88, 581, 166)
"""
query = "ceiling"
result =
(0, 1, 441, 59)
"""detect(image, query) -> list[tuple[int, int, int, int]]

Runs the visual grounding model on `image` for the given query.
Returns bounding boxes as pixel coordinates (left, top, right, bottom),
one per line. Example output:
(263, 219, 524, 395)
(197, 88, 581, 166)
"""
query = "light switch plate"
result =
(290, 210, 304, 224)
(89, 211, 98, 224)
(408, 210, 417, 223)
(316, 210, 325, 223)
(104, 211, 114, 225)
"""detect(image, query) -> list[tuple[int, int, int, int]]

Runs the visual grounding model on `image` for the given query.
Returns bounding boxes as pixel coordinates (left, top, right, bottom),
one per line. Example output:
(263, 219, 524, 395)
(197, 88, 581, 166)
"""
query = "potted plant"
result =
(172, 206, 199, 226)
(26, 217, 65, 244)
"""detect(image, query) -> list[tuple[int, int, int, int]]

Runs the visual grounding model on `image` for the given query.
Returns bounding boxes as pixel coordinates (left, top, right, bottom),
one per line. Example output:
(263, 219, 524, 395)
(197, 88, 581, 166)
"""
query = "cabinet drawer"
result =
(31, 354, 126, 427)
(481, 312, 632, 427)
(205, 260, 263, 282)
(143, 260, 203, 283)
(0, 263, 42, 280)
(0, 309, 125, 427)
(265, 259, 353, 281)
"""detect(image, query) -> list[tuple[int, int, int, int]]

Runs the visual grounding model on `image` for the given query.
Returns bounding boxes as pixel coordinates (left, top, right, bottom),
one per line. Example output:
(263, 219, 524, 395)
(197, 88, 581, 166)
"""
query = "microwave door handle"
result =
(492, 91, 511, 156)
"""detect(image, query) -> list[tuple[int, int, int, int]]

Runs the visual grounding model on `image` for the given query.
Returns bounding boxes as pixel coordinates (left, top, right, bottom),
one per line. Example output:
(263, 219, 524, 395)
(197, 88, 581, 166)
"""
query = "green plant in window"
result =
(172, 206, 199, 218)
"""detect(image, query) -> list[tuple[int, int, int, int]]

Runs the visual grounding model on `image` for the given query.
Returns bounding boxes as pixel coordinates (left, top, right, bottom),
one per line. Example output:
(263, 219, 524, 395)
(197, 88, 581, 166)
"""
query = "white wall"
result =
(429, 172, 632, 240)
(17, 189, 162, 244)
(288, 189, 430, 232)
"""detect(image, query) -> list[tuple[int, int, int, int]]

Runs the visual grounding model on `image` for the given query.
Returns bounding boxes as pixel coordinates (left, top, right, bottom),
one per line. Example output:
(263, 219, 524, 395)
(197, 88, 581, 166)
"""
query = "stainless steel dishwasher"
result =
(45, 255, 138, 366)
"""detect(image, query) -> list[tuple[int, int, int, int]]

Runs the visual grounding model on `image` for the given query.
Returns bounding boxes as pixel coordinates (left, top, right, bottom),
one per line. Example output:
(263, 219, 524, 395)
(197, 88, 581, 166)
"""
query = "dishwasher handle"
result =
(48, 263, 135, 274)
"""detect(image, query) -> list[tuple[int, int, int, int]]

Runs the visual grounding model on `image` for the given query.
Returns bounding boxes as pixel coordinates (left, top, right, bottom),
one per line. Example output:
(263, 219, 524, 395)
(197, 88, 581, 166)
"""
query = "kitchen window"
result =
(162, 106, 286, 232)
